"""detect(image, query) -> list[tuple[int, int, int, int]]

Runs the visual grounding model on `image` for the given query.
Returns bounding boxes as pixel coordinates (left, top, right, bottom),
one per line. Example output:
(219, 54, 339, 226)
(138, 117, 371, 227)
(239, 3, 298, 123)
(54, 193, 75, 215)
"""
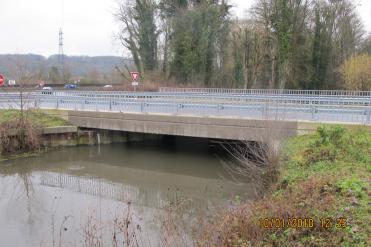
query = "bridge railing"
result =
(2, 88, 371, 98)
(1, 92, 370, 124)
(32, 92, 371, 107)
(2, 90, 370, 107)
(4, 89, 371, 98)
(52, 99, 371, 124)
(159, 87, 371, 97)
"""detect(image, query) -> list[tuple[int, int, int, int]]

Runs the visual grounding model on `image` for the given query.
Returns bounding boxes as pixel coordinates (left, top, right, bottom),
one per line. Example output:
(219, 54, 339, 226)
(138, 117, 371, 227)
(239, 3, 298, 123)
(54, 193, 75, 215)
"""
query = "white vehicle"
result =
(8, 80, 16, 86)
(103, 84, 113, 88)
(41, 86, 53, 95)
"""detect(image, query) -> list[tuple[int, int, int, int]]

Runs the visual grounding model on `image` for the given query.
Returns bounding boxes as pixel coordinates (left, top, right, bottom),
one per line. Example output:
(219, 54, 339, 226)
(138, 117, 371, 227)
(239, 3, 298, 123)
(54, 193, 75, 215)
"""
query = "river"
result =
(0, 137, 255, 246)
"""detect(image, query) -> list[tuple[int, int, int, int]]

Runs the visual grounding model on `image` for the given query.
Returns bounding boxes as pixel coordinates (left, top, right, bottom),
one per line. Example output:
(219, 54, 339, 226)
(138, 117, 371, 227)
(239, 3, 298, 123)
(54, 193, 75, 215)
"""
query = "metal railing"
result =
(1, 89, 370, 124)
(159, 87, 371, 97)
(2, 90, 370, 107)
(1, 93, 370, 124)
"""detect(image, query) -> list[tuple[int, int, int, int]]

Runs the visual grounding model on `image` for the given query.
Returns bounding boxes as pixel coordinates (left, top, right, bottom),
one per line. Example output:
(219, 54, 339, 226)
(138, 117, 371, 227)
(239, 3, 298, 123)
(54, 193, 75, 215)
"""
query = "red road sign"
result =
(130, 72, 140, 82)
(0, 74, 4, 86)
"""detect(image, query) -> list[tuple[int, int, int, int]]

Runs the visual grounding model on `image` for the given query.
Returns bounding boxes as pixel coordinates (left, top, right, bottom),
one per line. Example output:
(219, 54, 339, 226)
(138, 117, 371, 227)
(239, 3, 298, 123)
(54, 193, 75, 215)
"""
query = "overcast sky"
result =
(0, 0, 370, 57)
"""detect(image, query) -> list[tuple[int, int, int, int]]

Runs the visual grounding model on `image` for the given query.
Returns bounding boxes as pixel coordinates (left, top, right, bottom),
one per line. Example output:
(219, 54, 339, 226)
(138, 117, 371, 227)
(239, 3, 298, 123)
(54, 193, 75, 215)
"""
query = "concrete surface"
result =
(67, 111, 302, 141)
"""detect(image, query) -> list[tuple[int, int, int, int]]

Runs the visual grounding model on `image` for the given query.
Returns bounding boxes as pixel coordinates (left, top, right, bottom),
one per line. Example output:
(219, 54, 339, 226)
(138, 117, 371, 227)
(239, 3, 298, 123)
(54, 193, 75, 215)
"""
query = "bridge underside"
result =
(67, 111, 312, 141)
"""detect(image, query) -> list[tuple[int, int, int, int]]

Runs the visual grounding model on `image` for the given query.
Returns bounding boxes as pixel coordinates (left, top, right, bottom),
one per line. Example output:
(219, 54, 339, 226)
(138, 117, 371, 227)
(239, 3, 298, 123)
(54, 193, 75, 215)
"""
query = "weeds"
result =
(83, 211, 104, 247)
(111, 202, 141, 247)
(158, 198, 194, 247)
(200, 126, 371, 246)
(0, 118, 41, 155)
(222, 140, 282, 197)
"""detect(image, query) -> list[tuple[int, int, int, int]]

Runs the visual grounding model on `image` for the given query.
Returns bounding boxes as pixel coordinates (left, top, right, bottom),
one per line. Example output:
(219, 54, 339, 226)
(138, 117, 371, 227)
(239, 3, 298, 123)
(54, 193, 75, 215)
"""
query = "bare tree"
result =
(0, 55, 41, 156)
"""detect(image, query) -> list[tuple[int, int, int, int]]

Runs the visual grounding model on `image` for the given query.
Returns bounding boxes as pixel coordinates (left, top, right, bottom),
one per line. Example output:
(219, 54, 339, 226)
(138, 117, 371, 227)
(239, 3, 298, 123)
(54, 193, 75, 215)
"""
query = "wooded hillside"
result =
(0, 54, 132, 85)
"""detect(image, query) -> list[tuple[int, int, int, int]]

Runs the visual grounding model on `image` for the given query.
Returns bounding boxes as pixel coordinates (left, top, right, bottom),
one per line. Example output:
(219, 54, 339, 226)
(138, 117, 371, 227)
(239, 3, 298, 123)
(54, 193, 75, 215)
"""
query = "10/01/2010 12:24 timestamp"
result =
(259, 217, 348, 229)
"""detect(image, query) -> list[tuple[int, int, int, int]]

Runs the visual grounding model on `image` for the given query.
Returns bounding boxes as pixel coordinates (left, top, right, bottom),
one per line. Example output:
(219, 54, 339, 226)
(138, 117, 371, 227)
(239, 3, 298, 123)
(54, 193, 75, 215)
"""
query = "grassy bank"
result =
(0, 109, 70, 161)
(199, 126, 370, 246)
(0, 109, 69, 127)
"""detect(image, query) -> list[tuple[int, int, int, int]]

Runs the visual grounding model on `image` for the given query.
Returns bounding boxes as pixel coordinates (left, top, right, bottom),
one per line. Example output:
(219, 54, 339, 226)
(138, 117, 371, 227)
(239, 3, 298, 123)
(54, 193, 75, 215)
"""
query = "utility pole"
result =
(58, 28, 65, 83)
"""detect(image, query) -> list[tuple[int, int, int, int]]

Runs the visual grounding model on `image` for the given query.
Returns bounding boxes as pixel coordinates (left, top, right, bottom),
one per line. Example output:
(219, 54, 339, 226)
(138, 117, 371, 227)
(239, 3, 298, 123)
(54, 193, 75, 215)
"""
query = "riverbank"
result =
(0, 110, 87, 160)
(199, 126, 370, 246)
(0, 109, 162, 161)
(0, 109, 69, 161)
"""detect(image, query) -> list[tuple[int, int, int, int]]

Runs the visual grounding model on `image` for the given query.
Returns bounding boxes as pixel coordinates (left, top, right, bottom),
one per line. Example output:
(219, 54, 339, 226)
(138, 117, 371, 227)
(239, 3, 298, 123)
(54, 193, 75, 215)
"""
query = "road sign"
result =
(131, 82, 139, 86)
(130, 72, 140, 82)
(0, 74, 4, 86)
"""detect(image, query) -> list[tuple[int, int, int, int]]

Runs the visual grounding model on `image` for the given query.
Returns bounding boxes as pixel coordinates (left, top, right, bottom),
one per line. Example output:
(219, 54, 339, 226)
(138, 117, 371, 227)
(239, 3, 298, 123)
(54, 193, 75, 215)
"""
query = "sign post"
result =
(130, 72, 140, 92)
(0, 74, 4, 87)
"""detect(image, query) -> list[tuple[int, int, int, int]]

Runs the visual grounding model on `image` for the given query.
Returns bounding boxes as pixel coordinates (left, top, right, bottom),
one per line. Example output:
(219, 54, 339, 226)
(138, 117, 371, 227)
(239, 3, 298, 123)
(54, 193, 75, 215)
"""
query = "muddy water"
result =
(0, 138, 255, 246)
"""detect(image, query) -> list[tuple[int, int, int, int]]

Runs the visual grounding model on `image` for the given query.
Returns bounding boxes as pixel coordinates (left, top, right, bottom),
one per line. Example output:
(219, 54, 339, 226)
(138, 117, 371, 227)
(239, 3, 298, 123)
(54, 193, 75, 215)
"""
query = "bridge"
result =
(1, 88, 370, 141)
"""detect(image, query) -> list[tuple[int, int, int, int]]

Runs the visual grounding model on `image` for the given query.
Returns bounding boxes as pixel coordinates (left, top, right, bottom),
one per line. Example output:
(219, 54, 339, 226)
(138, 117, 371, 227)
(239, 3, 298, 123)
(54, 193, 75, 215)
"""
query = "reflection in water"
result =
(0, 140, 254, 246)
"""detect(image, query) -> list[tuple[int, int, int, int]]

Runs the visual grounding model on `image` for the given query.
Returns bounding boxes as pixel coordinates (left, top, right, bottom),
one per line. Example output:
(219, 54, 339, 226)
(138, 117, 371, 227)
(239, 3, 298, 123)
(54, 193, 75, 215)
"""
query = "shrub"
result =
(303, 126, 346, 165)
(316, 126, 345, 146)
(341, 53, 371, 90)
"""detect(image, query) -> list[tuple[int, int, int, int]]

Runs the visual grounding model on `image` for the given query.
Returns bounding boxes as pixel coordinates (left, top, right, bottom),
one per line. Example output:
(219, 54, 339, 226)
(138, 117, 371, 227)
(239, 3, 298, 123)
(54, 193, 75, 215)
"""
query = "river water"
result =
(0, 138, 255, 246)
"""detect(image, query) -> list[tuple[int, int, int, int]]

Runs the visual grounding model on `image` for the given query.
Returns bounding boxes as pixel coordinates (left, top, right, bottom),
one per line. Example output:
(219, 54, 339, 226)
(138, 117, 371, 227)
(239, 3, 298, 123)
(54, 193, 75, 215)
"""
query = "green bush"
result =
(316, 126, 345, 146)
(303, 126, 346, 165)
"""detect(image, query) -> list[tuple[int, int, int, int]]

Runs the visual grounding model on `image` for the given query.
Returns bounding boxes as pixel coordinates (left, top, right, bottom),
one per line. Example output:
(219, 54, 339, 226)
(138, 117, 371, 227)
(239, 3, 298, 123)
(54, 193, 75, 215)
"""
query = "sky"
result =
(0, 0, 370, 57)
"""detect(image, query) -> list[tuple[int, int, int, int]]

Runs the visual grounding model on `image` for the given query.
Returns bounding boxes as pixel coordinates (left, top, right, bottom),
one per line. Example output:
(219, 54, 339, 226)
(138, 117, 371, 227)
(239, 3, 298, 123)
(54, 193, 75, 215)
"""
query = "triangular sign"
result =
(130, 72, 140, 81)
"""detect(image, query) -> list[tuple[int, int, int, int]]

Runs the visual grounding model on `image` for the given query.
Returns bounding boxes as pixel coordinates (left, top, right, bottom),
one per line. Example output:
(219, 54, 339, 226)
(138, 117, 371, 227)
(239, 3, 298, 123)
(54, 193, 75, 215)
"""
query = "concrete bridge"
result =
(1, 89, 370, 141)
(67, 110, 323, 141)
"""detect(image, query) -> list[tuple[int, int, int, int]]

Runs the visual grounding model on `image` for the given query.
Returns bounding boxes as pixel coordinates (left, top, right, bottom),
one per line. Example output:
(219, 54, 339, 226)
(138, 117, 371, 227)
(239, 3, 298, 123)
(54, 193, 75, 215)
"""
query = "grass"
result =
(0, 109, 69, 127)
(198, 126, 370, 246)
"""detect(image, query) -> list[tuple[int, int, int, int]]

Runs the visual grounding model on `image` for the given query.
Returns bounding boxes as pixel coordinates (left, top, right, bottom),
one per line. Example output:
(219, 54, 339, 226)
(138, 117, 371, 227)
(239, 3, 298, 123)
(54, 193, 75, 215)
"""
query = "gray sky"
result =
(0, 0, 370, 57)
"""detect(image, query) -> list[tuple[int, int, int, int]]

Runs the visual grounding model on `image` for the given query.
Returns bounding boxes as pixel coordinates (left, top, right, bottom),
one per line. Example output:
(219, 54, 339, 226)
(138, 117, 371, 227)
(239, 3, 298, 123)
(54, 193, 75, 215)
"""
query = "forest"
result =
(116, 0, 371, 90)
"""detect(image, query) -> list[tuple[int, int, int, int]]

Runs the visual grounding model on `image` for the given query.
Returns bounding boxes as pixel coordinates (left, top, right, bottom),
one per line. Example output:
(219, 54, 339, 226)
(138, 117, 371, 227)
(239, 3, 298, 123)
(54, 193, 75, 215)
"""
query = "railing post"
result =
(109, 100, 112, 111)
(140, 102, 144, 113)
(311, 106, 317, 121)
(176, 103, 183, 114)
(261, 103, 268, 119)
(217, 104, 223, 115)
